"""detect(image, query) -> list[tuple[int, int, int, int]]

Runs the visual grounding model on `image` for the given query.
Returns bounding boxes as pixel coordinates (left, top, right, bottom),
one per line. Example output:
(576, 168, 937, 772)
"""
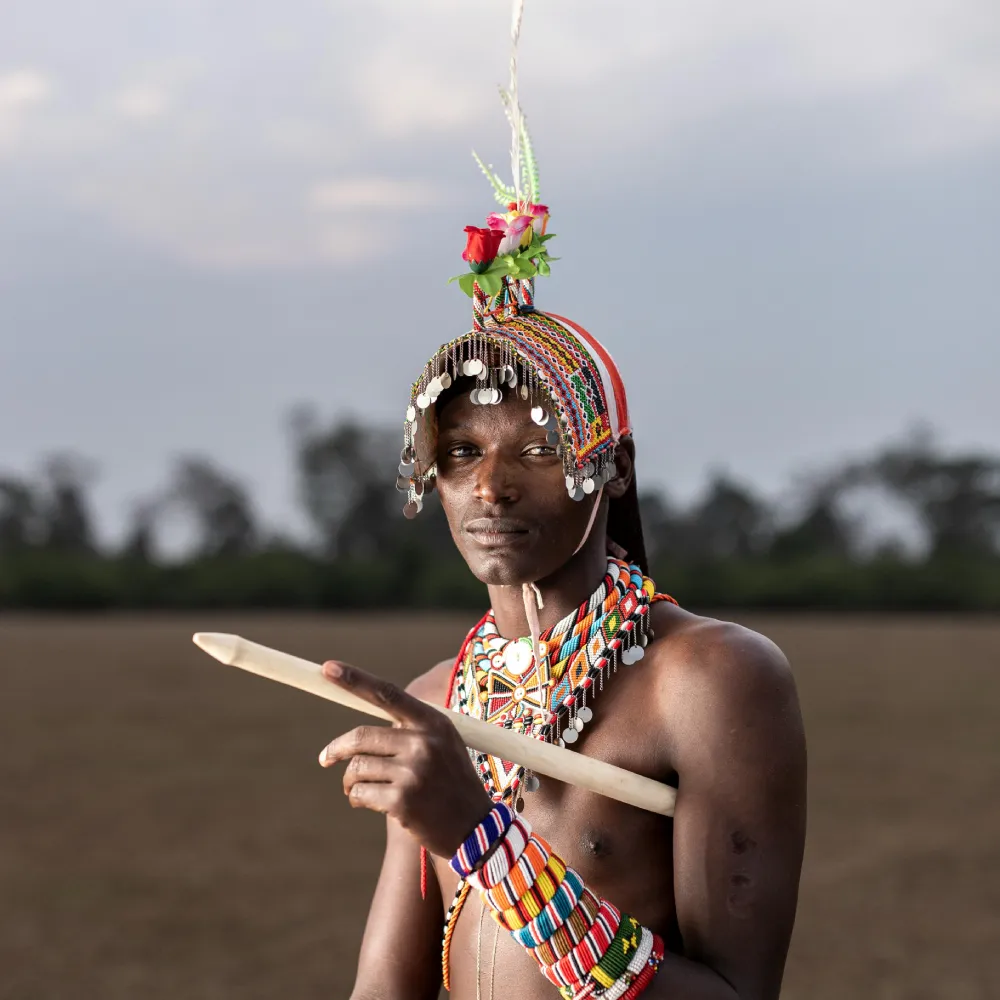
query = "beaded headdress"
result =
(396, 1, 632, 522)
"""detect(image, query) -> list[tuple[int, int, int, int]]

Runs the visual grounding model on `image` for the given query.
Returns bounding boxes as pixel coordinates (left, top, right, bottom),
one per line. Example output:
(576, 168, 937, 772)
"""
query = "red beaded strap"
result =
(620, 934, 665, 999)
(541, 899, 622, 988)
(483, 834, 550, 909)
(527, 888, 602, 965)
(492, 854, 569, 930)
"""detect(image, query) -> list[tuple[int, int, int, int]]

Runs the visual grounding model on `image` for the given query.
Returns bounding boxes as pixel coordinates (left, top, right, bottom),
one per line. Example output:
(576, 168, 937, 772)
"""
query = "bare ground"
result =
(1, 613, 998, 999)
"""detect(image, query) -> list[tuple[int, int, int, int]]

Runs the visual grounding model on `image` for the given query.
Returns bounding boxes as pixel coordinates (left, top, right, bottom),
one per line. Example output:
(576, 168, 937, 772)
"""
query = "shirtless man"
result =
(318, 364, 808, 999)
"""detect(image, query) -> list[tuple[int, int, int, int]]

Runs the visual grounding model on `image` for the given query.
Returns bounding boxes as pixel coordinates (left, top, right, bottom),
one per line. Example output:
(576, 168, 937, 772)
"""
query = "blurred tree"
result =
(167, 457, 257, 558)
(120, 497, 166, 562)
(770, 497, 856, 561)
(680, 472, 772, 561)
(0, 476, 40, 553)
(637, 490, 684, 566)
(37, 453, 97, 553)
(290, 406, 401, 559)
(769, 466, 860, 562)
(861, 429, 1000, 557)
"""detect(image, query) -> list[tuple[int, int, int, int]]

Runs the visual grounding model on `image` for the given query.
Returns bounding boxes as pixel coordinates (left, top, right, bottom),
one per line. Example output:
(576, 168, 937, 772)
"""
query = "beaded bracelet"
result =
(467, 814, 533, 890)
(456, 806, 664, 999)
(589, 914, 642, 988)
(486, 845, 566, 913)
(483, 834, 550, 910)
(511, 869, 586, 948)
(542, 899, 621, 988)
(527, 889, 602, 965)
(492, 853, 568, 930)
(559, 929, 660, 1000)
(595, 927, 654, 1000)
(619, 935, 664, 1000)
(449, 801, 515, 878)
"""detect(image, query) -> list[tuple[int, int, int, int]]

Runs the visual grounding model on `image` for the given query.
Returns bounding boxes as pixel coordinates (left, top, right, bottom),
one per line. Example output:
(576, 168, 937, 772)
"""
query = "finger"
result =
(321, 660, 436, 728)
(341, 755, 406, 796)
(346, 781, 403, 816)
(318, 725, 420, 767)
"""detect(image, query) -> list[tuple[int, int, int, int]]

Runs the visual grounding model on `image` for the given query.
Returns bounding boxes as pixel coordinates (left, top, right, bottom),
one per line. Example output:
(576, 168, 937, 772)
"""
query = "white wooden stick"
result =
(192, 632, 676, 818)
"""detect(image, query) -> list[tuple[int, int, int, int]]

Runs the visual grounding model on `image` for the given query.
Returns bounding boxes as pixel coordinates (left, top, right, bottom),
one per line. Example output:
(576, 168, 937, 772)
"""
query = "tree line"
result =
(2, 413, 999, 611)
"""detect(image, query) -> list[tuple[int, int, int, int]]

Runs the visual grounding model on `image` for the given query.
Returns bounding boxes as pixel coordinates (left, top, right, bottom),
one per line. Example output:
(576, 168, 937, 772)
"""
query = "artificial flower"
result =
(462, 226, 505, 273)
(486, 213, 534, 255)
(527, 203, 550, 235)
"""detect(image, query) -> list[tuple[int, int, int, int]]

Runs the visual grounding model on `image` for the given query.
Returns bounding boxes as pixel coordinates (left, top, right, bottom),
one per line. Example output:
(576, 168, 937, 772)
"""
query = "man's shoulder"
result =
(645, 603, 803, 771)
(406, 656, 458, 707)
(647, 602, 795, 713)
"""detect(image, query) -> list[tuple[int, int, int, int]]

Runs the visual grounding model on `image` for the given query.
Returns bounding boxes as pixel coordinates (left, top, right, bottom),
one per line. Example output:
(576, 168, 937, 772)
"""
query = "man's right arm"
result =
(349, 813, 444, 1000)
(348, 660, 456, 1000)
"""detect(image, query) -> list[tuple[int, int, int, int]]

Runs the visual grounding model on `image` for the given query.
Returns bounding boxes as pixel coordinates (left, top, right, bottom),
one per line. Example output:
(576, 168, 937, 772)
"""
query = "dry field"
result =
(1, 613, 998, 999)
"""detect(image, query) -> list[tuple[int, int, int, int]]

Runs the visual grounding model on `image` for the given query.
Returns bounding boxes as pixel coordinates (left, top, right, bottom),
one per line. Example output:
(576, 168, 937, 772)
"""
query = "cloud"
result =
(0, 70, 52, 148)
(309, 176, 443, 211)
(3, 0, 998, 273)
(114, 85, 172, 122)
(0, 70, 51, 110)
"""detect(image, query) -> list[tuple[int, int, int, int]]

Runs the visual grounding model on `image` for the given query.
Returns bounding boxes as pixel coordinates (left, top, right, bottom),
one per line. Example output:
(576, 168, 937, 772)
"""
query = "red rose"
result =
(462, 226, 504, 273)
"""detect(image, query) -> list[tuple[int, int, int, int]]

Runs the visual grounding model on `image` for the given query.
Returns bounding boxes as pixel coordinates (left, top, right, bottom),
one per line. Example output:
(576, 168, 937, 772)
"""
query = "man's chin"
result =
(466, 551, 543, 588)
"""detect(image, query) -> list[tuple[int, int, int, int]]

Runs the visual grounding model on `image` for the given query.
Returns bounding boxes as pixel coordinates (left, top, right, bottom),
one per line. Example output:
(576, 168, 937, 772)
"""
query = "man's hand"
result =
(318, 660, 494, 859)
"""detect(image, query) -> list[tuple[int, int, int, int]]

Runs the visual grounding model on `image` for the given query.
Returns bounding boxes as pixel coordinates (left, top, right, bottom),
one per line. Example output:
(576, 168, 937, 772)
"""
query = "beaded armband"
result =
(449, 802, 515, 878)
(449, 809, 664, 998)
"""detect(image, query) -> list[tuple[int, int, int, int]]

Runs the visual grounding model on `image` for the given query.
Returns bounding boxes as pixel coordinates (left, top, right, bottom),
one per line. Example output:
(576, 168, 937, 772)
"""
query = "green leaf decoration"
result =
(477, 272, 503, 296)
(472, 150, 515, 207)
(537, 260, 550, 277)
(457, 273, 476, 297)
(520, 117, 541, 204)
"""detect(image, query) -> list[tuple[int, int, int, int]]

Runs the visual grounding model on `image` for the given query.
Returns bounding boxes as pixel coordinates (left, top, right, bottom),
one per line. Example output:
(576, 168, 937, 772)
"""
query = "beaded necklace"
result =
(439, 558, 677, 990)
(449, 557, 674, 806)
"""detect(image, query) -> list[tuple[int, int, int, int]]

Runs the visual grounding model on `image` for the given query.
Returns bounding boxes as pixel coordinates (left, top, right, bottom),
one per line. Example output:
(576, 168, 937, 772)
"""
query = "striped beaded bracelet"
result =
(619, 935, 665, 1000)
(542, 899, 622, 989)
(449, 801, 515, 878)
(511, 869, 587, 948)
(491, 853, 568, 930)
(589, 914, 643, 989)
(486, 839, 571, 913)
(527, 889, 602, 965)
(593, 926, 654, 1000)
(483, 834, 551, 910)
(467, 814, 533, 890)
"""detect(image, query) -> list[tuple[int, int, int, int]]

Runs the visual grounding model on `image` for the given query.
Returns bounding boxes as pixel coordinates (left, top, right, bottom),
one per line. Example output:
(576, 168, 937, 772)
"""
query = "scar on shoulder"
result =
(727, 830, 758, 916)
(730, 830, 757, 855)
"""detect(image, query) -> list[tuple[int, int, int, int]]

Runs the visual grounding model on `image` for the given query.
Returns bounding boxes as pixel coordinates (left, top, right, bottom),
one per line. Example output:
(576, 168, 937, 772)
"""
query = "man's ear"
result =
(605, 436, 635, 501)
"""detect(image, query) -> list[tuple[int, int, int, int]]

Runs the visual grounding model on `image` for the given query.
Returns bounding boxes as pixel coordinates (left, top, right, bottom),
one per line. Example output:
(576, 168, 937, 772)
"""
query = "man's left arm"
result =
(648, 623, 807, 1000)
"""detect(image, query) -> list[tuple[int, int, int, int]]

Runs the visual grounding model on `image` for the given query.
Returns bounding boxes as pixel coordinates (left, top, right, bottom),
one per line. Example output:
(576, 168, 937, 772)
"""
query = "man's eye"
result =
(523, 445, 557, 457)
(447, 445, 480, 458)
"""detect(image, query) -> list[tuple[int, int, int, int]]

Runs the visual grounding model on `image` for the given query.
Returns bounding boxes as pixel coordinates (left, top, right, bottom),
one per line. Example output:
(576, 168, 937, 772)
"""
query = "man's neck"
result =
(487, 531, 611, 638)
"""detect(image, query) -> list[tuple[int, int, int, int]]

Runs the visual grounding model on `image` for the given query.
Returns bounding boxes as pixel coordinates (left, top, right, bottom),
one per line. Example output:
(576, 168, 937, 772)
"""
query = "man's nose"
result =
(473, 450, 519, 505)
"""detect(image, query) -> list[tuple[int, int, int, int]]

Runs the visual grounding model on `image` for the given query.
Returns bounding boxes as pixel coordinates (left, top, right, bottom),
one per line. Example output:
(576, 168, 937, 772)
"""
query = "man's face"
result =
(434, 385, 597, 587)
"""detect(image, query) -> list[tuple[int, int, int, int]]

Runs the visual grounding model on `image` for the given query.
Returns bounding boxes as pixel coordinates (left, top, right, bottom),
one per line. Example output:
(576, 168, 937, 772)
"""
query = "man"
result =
(317, 307, 807, 998)
(316, 29, 806, 990)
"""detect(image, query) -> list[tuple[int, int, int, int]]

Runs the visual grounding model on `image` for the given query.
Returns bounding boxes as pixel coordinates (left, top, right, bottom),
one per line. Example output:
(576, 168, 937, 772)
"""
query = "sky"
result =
(1, 0, 998, 548)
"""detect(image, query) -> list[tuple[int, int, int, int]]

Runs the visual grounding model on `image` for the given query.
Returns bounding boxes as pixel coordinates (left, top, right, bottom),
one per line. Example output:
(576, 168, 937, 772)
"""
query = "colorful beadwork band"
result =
(449, 802, 514, 878)
(468, 814, 532, 890)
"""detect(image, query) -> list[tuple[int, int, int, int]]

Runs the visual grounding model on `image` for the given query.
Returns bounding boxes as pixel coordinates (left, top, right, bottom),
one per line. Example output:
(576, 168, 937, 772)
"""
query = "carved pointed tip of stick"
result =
(193, 632, 240, 666)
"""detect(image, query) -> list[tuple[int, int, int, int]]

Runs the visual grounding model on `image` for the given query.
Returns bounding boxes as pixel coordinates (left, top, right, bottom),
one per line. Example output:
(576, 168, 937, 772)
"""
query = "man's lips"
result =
(465, 518, 532, 546)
